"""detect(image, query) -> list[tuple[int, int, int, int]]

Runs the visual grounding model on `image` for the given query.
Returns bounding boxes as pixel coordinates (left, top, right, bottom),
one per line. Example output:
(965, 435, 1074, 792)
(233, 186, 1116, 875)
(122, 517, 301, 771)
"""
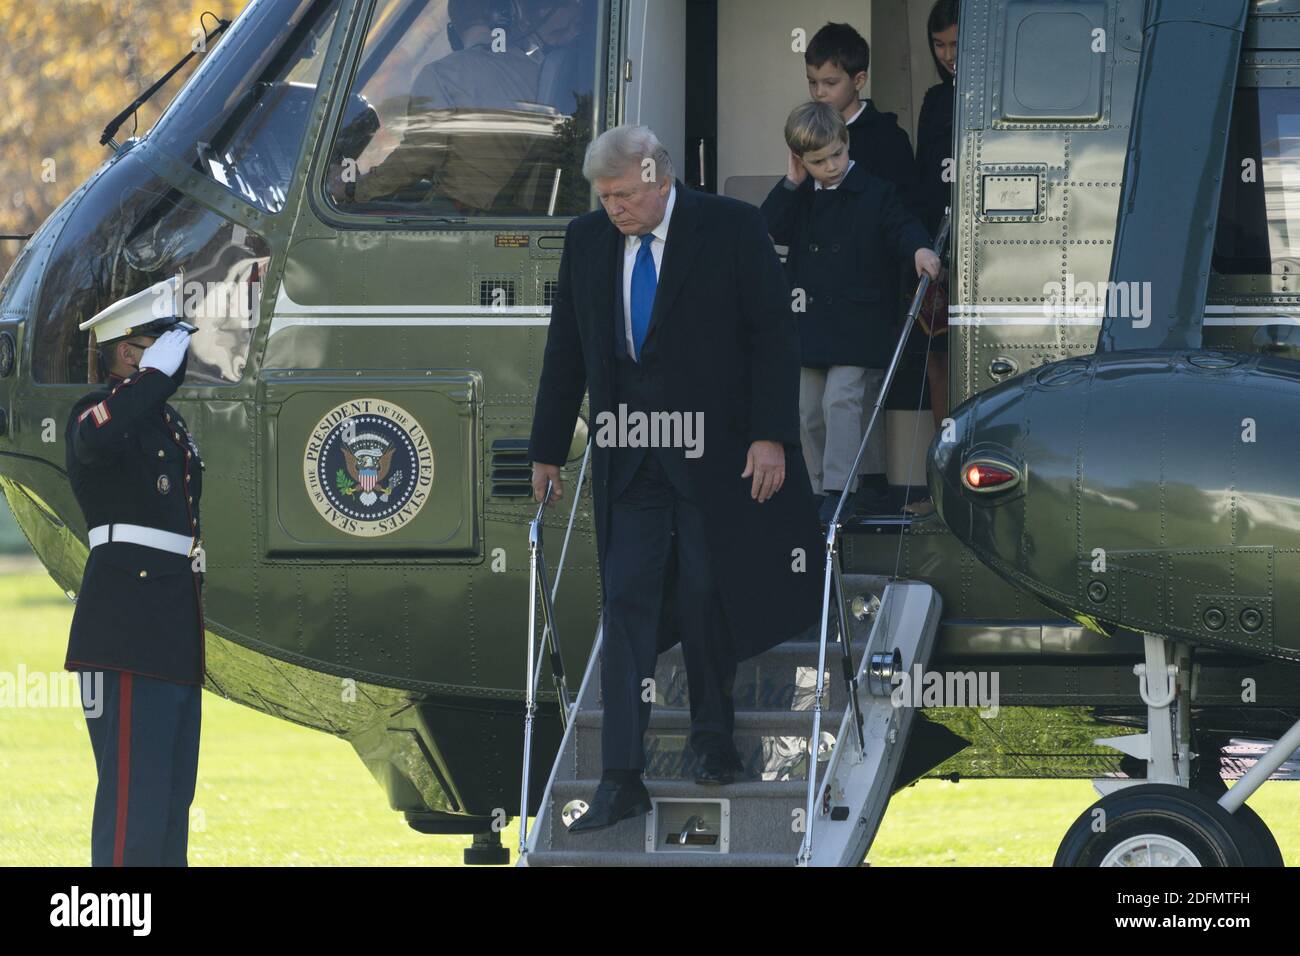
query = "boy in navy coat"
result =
(761, 102, 939, 523)
(805, 22, 917, 199)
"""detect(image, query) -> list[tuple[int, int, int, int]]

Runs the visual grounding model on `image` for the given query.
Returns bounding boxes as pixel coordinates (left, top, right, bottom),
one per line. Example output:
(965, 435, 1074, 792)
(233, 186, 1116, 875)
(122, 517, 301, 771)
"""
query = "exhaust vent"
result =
(490, 438, 533, 497)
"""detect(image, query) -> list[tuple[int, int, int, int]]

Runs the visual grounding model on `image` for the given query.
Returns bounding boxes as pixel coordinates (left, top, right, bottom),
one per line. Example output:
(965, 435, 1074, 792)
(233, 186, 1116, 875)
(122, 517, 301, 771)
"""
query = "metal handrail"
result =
(797, 211, 951, 866)
(519, 438, 591, 856)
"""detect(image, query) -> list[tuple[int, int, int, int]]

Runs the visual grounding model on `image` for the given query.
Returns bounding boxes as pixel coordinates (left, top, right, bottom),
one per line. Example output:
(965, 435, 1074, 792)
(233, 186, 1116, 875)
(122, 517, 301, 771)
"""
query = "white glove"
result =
(138, 328, 190, 377)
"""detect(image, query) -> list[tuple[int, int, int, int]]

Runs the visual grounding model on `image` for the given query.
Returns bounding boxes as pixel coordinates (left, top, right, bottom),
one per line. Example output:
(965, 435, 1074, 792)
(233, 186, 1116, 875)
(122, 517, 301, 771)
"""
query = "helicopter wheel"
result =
(1054, 784, 1267, 867)
(1225, 802, 1285, 867)
(1191, 768, 1286, 867)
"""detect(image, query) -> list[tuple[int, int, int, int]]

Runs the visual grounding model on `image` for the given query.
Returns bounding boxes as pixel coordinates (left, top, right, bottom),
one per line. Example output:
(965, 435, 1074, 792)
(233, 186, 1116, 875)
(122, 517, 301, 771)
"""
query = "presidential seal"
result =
(303, 399, 434, 537)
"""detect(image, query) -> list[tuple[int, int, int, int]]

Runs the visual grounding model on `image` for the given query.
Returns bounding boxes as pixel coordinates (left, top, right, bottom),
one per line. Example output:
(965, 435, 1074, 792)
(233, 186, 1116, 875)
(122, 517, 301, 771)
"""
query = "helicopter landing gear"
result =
(463, 830, 510, 866)
(1093, 634, 1192, 796)
(1077, 633, 1290, 866)
(1054, 783, 1269, 866)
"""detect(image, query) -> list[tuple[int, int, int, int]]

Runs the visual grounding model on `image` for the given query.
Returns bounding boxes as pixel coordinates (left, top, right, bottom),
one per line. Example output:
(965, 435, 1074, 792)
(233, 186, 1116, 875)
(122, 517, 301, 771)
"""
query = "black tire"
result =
(1229, 802, 1285, 867)
(1054, 784, 1258, 867)
(1191, 769, 1285, 867)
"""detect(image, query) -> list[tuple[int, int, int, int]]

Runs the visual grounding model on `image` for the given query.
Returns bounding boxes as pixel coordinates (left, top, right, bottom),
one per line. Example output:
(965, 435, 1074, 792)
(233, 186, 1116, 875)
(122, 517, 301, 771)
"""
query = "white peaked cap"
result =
(78, 273, 185, 343)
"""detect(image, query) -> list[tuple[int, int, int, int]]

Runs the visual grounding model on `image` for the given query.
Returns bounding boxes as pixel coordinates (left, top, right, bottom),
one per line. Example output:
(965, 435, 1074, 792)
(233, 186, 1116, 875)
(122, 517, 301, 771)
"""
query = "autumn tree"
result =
(0, 0, 245, 276)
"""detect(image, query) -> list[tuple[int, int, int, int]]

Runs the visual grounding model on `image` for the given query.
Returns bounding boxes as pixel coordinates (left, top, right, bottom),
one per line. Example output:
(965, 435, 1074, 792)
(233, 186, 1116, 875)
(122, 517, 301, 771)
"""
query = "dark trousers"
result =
(78, 668, 201, 866)
(601, 452, 737, 771)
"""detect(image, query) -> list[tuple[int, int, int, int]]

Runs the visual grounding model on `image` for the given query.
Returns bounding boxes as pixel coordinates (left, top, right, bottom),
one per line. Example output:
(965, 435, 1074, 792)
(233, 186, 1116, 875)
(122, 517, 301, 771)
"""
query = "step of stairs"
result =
(605, 640, 864, 710)
(540, 777, 809, 856)
(524, 850, 796, 867)
(572, 707, 844, 781)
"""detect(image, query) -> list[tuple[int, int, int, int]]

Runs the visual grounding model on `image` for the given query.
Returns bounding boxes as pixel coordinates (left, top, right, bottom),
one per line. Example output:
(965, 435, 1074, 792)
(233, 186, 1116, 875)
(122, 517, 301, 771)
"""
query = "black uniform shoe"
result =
(694, 750, 743, 786)
(566, 778, 652, 833)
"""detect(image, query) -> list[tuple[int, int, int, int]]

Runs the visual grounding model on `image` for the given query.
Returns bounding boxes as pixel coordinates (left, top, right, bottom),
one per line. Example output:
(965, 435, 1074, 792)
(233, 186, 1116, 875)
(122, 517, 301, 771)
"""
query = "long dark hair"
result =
(928, 0, 959, 85)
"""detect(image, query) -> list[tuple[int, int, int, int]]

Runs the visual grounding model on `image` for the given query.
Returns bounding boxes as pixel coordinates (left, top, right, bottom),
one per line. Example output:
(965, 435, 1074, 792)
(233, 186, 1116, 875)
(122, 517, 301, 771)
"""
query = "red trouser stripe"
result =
(113, 672, 134, 866)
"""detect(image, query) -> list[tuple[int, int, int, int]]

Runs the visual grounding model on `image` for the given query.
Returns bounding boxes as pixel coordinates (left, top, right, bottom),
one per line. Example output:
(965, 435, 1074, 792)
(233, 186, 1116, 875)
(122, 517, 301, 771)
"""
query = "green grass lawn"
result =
(1, 564, 1295, 866)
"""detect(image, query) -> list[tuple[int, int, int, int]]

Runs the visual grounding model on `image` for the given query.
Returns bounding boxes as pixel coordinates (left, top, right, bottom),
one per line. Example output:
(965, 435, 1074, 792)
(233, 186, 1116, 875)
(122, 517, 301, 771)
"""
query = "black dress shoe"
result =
(694, 750, 741, 786)
(566, 778, 652, 833)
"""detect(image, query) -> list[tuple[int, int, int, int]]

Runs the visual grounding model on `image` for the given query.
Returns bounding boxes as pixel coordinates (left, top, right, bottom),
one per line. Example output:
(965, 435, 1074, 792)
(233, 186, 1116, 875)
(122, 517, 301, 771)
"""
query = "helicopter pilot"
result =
(64, 276, 205, 866)
(346, 0, 543, 214)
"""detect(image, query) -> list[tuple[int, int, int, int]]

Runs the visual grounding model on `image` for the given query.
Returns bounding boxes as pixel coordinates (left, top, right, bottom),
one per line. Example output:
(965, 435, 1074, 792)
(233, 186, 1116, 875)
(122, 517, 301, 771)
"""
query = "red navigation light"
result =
(962, 461, 1018, 492)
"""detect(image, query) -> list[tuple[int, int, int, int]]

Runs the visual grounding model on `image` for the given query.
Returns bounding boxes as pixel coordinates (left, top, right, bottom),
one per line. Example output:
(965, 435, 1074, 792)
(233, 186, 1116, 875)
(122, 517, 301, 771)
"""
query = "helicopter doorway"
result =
(624, 0, 944, 496)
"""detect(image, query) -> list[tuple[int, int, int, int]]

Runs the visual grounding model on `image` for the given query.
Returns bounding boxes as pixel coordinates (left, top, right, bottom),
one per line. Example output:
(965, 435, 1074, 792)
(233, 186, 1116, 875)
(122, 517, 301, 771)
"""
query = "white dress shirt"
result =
(622, 183, 677, 359)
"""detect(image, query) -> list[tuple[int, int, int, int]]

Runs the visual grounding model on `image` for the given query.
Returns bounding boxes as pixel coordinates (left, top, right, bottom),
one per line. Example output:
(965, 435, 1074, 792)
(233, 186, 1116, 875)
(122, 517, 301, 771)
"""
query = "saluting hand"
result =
(742, 440, 785, 503)
(138, 328, 190, 377)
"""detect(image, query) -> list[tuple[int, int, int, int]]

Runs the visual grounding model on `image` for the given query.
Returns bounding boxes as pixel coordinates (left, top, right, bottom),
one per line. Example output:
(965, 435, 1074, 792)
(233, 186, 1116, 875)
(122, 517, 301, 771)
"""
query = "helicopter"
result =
(4, 0, 1300, 866)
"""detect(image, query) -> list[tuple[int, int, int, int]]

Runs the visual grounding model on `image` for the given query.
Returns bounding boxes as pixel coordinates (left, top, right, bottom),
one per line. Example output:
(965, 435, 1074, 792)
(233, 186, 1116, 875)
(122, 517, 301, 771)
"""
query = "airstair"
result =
(517, 215, 952, 867)
(520, 578, 941, 866)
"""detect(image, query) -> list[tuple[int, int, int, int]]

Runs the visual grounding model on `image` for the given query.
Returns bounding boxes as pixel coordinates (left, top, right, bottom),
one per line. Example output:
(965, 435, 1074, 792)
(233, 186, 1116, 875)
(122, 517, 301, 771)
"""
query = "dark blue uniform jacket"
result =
(64, 362, 204, 685)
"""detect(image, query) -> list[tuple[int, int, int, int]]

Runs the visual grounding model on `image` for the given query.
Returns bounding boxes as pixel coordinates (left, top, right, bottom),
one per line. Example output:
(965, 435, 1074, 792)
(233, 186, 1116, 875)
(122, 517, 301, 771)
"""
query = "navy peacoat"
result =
(761, 163, 931, 369)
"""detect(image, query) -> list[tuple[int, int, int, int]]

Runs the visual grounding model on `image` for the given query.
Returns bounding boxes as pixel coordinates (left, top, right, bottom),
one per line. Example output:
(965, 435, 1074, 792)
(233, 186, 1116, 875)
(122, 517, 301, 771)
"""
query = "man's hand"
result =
(915, 247, 942, 281)
(786, 150, 807, 187)
(741, 440, 785, 503)
(532, 462, 564, 506)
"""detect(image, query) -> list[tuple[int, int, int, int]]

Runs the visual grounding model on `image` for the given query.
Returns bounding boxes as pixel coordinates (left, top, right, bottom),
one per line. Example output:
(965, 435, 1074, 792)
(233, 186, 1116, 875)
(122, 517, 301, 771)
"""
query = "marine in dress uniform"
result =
(65, 276, 205, 867)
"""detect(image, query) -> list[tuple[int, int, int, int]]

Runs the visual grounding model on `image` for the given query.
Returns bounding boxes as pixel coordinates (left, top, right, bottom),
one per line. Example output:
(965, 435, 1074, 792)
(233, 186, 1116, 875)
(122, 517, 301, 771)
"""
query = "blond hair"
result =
(784, 101, 848, 157)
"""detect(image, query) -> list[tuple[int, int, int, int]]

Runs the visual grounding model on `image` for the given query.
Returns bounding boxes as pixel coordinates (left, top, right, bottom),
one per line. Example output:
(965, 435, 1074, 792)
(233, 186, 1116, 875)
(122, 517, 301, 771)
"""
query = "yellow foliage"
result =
(0, 0, 246, 276)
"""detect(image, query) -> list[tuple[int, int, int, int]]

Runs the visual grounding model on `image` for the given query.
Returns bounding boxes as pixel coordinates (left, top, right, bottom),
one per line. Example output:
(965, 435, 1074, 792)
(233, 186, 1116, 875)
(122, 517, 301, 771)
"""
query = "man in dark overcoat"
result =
(529, 124, 822, 831)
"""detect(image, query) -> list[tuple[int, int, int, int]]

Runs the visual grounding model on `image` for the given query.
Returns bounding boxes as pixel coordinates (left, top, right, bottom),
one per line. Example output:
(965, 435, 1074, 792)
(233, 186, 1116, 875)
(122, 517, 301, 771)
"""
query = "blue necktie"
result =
(630, 233, 657, 361)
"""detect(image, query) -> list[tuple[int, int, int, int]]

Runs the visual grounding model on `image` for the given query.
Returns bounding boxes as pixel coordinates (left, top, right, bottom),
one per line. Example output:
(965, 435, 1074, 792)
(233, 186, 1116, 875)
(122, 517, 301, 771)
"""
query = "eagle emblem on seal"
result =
(338, 433, 404, 507)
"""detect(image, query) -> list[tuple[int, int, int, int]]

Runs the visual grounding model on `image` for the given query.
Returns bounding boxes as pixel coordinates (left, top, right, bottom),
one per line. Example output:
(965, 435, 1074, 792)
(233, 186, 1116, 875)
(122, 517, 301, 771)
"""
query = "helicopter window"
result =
(32, 156, 270, 386)
(1214, 87, 1300, 277)
(149, 0, 343, 215)
(324, 0, 602, 219)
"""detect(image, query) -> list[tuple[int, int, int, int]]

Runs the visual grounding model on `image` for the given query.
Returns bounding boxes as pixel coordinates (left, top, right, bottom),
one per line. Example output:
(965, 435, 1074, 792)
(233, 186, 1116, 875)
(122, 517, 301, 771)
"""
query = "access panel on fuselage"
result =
(257, 371, 481, 557)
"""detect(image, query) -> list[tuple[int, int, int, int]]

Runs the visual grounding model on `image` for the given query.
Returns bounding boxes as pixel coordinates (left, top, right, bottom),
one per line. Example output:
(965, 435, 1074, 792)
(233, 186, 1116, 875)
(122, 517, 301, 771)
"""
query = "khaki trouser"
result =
(799, 366, 887, 495)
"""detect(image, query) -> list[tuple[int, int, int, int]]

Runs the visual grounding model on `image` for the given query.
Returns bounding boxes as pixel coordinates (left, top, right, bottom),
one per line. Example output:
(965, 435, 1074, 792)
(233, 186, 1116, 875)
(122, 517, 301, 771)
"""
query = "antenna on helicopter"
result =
(99, 12, 233, 151)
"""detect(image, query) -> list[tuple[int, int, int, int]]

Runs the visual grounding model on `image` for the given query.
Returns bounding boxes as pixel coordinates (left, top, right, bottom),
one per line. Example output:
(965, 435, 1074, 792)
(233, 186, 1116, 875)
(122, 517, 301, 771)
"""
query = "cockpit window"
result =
(32, 156, 270, 386)
(324, 0, 603, 219)
(149, 0, 343, 215)
(1214, 87, 1300, 277)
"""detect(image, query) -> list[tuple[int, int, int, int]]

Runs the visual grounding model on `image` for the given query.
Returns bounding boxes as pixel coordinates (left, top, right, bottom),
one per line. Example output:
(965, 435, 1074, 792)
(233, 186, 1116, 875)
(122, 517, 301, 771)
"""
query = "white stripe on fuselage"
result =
(267, 288, 1300, 334)
(949, 304, 1300, 327)
(268, 285, 551, 336)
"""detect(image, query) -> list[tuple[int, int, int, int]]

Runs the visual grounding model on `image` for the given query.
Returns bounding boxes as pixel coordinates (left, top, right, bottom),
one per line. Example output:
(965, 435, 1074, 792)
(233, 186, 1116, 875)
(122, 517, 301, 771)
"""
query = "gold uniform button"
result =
(185, 474, 190, 483)
(139, 570, 148, 579)
(173, 432, 180, 441)
(158, 450, 165, 458)
(165, 413, 171, 423)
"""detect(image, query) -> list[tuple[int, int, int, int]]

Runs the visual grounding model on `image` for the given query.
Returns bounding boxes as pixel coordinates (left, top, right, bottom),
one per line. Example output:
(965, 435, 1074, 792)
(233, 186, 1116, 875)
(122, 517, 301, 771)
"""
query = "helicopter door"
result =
(622, 0, 687, 169)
